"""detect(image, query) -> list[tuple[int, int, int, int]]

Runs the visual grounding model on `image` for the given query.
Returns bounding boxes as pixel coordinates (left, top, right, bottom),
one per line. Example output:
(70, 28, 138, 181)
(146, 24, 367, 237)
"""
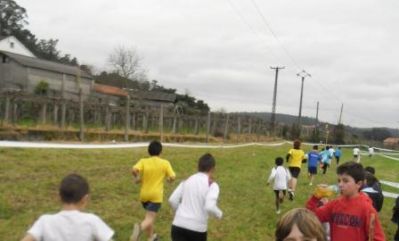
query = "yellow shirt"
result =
(133, 156, 175, 203)
(287, 149, 305, 168)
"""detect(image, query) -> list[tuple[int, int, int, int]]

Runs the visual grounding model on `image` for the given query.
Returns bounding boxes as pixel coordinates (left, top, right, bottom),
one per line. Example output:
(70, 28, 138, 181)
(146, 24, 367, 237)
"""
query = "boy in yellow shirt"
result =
(286, 139, 305, 200)
(131, 140, 176, 241)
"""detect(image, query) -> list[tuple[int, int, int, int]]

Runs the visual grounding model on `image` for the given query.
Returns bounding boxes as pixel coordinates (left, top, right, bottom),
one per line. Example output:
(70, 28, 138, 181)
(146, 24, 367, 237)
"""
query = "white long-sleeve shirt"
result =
(267, 166, 291, 190)
(169, 172, 222, 232)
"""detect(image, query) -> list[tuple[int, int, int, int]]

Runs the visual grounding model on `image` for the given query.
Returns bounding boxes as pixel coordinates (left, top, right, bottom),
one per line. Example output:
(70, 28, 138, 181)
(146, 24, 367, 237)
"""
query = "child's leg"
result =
(274, 190, 280, 210)
(141, 211, 157, 239)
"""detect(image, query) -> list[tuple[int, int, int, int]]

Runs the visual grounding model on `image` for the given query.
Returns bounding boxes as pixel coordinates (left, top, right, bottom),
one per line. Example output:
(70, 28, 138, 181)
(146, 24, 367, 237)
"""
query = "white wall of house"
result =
(0, 36, 36, 58)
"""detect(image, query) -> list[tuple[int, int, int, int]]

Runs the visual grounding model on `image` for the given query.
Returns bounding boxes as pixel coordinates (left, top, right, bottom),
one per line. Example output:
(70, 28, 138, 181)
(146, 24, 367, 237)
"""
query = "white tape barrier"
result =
(382, 191, 399, 199)
(380, 180, 399, 189)
(0, 141, 292, 149)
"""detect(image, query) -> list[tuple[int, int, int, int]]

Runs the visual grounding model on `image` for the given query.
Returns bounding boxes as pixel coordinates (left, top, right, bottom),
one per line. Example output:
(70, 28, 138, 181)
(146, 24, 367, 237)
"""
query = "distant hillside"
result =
(236, 112, 396, 144)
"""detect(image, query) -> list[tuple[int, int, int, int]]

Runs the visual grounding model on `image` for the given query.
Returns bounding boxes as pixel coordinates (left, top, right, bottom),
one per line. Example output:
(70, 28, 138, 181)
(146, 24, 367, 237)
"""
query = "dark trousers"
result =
(171, 225, 207, 241)
(322, 163, 329, 174)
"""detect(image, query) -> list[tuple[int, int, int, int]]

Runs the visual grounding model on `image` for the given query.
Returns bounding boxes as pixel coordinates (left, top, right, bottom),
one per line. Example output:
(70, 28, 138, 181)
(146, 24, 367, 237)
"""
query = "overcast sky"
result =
(16, 0, 399, 128)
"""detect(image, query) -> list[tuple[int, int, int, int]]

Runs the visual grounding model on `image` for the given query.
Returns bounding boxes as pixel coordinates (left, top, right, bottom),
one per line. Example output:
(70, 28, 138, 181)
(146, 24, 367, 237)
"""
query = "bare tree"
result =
(108, 46, 143, 80)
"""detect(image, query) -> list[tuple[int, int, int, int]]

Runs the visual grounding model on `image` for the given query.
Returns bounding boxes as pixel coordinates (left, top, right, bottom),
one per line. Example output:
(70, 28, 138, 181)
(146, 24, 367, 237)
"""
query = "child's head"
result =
(365, 166, 375, 175)
(336, 161, 364, 197)
(364, 171, 377, 187)
(312, 145, 318, 150)
(293, 140, 301, 150)
(198, 153, 216, 173)
(275, 157, 284, 166)
(275, 208, 327, 241)
(148, 140, 162, 156)
(59, 174, 89, 205)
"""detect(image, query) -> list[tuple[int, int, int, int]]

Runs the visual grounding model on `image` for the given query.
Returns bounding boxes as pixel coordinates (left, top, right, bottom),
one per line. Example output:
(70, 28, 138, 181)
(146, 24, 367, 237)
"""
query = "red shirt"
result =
(306, 192, 385, 241)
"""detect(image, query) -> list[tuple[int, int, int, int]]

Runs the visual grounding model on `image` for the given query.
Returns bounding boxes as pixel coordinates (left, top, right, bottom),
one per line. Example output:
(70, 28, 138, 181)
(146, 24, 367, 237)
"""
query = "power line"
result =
(249, 0, 302, 71)
(225, 0, 282, 63)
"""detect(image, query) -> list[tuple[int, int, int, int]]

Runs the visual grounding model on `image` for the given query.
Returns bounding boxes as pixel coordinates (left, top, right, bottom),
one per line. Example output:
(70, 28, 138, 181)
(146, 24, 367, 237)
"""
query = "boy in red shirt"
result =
(306, 161, 385, 241)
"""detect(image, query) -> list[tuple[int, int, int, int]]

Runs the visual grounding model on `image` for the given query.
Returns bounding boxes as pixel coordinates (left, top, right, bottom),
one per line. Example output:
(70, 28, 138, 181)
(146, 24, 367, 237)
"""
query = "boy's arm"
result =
(205, 183, 223, 219)
(165, 162, 176, 183)
(21, 234, 36, 241)
(306, 195, 333, 223)
(286, 153, 290, 162)
(169, 181, 184, 210)
(366, 210, 385, 241)
(267, 168, 276, 184)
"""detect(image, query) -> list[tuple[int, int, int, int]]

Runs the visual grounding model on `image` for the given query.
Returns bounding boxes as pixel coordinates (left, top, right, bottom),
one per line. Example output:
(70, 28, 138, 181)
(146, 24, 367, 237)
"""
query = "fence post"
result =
(41, 102, 47, 125)
(194, 118, 199, 135)
(12, 100, 18, 125)
(159, 104, 164, 141)
(223, 113, 230, 143)
(206, 112, 211, 143)
(172, 114, 177, 134)
(124, 95, 130, 142)
(79, 89, 84, 142)
(4, 95, 10, 124)
(53, 102, 59, 124)
(105, 104, 111, 132)
(61, 100, 66, 130)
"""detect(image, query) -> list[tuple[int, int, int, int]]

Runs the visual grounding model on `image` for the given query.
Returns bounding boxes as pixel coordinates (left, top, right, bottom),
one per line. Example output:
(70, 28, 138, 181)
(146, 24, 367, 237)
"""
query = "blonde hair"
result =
(275, 208, 327, 241)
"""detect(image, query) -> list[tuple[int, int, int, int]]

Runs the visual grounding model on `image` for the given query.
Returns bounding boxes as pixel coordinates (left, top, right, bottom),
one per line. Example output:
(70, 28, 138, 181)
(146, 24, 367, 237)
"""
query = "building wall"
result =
(0, 36, 36, 57)
(26, 68, 92, 100)
(0, 56, 28, 91)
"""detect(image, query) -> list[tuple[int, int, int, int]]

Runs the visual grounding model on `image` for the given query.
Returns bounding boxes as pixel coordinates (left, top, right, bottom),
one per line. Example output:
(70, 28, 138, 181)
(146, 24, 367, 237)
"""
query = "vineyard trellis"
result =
(0, 92, 279, 142)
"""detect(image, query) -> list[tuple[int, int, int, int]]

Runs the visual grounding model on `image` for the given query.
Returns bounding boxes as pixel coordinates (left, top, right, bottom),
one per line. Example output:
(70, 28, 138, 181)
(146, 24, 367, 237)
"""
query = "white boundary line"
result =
(0, 141, 292, 149)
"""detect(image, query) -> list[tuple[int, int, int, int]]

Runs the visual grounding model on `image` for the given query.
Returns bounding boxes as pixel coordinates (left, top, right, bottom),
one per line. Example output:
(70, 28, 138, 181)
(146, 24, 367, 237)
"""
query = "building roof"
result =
(94, 84, 128, 97)
(0, 35, 7, 41)
(0, 50, 92, 79)
(383, 137, 399, 143)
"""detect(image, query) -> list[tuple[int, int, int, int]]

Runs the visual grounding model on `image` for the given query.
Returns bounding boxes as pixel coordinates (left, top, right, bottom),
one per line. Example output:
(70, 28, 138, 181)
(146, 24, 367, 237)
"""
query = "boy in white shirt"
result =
(267, 157, 291, 214)
(21, 173, 114, 241)
(169, 153, 222, 241)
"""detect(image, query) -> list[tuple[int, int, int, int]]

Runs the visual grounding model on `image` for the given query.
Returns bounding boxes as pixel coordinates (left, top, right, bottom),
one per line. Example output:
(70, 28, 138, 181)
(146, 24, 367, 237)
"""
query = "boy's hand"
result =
(133, 176, 141, 184)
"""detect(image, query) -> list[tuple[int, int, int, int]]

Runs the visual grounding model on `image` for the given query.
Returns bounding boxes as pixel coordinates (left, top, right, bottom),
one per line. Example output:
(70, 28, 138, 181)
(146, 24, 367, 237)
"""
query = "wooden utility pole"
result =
(297, 70, 311, 127)
(269, 66, 285, 136)
(315, 101, 319, 127)
(338, 103, 344, 125)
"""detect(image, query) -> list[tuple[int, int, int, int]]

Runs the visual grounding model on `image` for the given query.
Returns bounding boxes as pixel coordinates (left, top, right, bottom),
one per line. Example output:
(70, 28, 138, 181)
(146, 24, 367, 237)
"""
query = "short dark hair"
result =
(337, 161, 364, 183)
(365, 166, 375, 175)
(198, 153, 215, 172)
(364, 171, 377, 187)
(59, 174, 89, 204)
(148, 140, 162, 156)
(293, 140, 301, 149)
(275, 157, 284, 166)
(312, 145, 318, 150)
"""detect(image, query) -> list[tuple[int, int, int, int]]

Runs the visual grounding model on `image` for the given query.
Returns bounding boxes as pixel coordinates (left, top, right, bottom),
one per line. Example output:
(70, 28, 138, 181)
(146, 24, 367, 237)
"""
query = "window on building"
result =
(10, 42, 15, 48)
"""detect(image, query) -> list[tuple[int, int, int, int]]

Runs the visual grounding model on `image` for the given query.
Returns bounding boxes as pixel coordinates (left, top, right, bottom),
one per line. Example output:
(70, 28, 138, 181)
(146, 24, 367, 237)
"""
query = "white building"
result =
(0, 36, 36, 58)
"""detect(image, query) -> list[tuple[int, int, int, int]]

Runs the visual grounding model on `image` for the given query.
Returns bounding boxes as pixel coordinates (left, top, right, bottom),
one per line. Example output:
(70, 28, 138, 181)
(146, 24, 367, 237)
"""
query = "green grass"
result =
(0, 145, 398, 241)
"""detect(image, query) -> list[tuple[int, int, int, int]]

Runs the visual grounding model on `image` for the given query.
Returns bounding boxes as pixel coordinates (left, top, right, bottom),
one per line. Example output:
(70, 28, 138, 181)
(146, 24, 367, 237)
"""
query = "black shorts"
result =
(171, 225, 207, 241)
(142, 201, 161, 212)
(274, 190, 286, 199)
(289, 167, 301, 178)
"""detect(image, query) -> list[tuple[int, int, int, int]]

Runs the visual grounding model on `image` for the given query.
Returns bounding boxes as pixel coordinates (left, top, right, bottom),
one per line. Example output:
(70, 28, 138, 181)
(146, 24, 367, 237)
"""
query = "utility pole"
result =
(269, 66, 285, 136)
(315, 101, 319, 127)
(297, 70, 311, 127)
(338, 103, 344, 125)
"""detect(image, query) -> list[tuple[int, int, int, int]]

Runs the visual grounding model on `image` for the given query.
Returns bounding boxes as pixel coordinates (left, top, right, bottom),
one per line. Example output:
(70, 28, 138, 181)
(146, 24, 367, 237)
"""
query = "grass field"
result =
(0, 144, 398, 241)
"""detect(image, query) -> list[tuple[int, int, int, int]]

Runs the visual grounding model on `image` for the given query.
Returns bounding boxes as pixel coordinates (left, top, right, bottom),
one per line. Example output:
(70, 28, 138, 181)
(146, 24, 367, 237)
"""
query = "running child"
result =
(131, 140, 176, 241)
(306, 161, 385, 241)
(267, 157, 291, 214)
